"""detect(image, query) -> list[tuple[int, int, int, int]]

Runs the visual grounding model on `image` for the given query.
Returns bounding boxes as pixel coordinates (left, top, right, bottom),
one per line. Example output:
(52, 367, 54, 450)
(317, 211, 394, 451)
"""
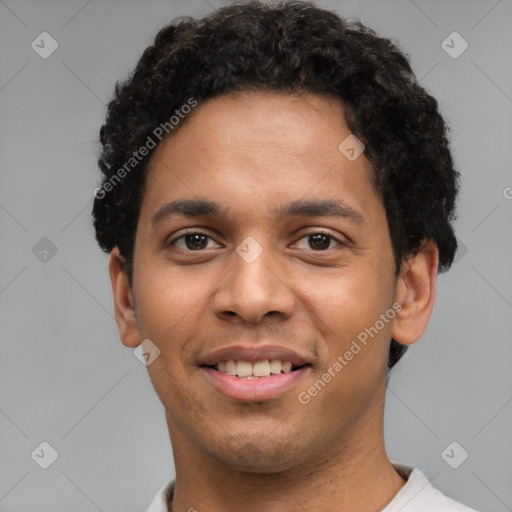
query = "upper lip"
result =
(200, 344, 311, 367)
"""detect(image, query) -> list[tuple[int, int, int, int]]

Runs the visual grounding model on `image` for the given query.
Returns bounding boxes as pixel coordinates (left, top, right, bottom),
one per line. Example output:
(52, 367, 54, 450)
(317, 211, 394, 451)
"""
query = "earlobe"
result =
(391, 241, 439, 346)
(109, 247, 141, 348)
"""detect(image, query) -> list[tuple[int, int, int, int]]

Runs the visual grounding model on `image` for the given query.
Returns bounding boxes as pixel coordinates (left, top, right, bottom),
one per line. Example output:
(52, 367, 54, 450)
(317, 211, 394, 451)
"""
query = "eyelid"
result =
(290, 229, 346, 249)
(166, 227, 347, 251)
(167, 228, 221, 248)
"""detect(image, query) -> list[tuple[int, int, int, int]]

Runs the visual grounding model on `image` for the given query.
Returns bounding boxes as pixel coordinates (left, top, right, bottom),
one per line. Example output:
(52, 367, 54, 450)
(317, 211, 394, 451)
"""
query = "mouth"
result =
(201, 360, 311, 378)
(200, 360, 312, 401)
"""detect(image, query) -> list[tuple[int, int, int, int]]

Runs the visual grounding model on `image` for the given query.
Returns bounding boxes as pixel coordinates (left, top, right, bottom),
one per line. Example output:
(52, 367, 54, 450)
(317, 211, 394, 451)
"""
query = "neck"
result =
(165, 390, 406, 512)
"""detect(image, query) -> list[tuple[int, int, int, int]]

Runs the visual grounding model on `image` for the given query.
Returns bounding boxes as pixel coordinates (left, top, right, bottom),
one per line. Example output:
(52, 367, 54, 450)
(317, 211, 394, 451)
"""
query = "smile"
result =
(201, 362, 311, 401)
(209, 359, 305, 378)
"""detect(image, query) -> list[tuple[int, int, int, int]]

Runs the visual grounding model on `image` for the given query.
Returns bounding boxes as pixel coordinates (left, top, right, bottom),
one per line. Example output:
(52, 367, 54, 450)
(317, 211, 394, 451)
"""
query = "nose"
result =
(212, 244, 295, 324)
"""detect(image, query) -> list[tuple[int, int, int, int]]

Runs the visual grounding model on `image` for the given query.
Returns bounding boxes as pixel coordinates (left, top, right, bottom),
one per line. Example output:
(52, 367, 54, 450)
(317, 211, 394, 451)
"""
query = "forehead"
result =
(140, 91, 382, 224)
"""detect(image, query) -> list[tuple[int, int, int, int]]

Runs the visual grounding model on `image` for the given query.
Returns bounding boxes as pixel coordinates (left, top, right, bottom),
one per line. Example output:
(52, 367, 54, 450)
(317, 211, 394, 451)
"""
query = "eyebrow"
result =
(151, 198, 367, 226)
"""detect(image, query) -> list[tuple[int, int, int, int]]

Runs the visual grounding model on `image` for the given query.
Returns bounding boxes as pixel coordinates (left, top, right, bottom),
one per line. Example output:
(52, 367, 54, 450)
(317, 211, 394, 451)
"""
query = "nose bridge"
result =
(213, 235, 295, 323)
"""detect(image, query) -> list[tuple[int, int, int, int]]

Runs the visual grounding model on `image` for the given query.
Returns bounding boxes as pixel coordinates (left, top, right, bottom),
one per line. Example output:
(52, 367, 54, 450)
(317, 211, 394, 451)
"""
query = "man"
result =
(92, 1, 479, 510)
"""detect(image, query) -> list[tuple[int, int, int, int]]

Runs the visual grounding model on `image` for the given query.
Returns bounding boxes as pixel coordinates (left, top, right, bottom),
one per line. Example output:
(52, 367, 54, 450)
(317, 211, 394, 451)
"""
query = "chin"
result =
(208, 436, 304, 473)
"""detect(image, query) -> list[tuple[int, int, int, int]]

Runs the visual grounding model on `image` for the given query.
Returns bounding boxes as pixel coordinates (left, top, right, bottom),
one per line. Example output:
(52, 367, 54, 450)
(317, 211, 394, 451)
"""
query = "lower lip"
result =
(201, 366, 311, 402)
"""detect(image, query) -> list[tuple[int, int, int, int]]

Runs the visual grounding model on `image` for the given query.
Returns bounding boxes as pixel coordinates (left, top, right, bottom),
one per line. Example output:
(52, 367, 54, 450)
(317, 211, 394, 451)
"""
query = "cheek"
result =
(300, 265, 392, 334)
(133, 264, 207, 343)
(296, 266, 395, 382)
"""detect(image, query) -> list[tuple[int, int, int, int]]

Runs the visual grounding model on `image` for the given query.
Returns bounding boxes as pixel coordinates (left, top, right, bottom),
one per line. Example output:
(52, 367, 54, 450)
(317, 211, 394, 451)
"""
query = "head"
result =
(92, 1, 459, 471)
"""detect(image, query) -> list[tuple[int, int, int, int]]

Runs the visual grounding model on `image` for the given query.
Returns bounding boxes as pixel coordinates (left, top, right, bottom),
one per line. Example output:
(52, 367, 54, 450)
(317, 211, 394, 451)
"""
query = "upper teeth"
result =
(216, 360, 293, 377)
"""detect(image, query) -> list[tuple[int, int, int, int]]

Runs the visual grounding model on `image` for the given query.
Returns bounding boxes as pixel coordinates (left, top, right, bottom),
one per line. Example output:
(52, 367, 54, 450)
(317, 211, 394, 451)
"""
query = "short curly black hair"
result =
(92, 0, 459, 369)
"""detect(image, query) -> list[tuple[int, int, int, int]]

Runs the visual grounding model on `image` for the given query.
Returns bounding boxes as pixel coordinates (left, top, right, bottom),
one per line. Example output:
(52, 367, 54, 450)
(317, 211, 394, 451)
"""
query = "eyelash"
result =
(167, 229, 346, 252)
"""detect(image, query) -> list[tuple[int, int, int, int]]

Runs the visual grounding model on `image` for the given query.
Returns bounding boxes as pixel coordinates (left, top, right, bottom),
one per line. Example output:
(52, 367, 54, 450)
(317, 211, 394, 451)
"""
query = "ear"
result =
(109, 247, 140, 348)
(391, 240, 438, 346)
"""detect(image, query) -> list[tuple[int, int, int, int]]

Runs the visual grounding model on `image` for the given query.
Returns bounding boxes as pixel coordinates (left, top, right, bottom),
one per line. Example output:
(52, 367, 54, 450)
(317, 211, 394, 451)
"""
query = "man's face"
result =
(129, 91, 398, 471)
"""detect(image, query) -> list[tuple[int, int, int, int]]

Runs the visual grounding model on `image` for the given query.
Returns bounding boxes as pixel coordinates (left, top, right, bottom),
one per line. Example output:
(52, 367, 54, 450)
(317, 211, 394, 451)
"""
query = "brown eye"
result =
(169, 231, 217, 251)
(183, 233, 209, 250)
(307, 233, 332, 250)
(293, 232, 343, 251)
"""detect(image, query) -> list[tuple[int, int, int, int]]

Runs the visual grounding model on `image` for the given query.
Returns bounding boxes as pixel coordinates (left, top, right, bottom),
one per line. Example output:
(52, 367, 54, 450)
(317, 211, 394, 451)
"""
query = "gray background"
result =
(1, 0, 511, 511)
